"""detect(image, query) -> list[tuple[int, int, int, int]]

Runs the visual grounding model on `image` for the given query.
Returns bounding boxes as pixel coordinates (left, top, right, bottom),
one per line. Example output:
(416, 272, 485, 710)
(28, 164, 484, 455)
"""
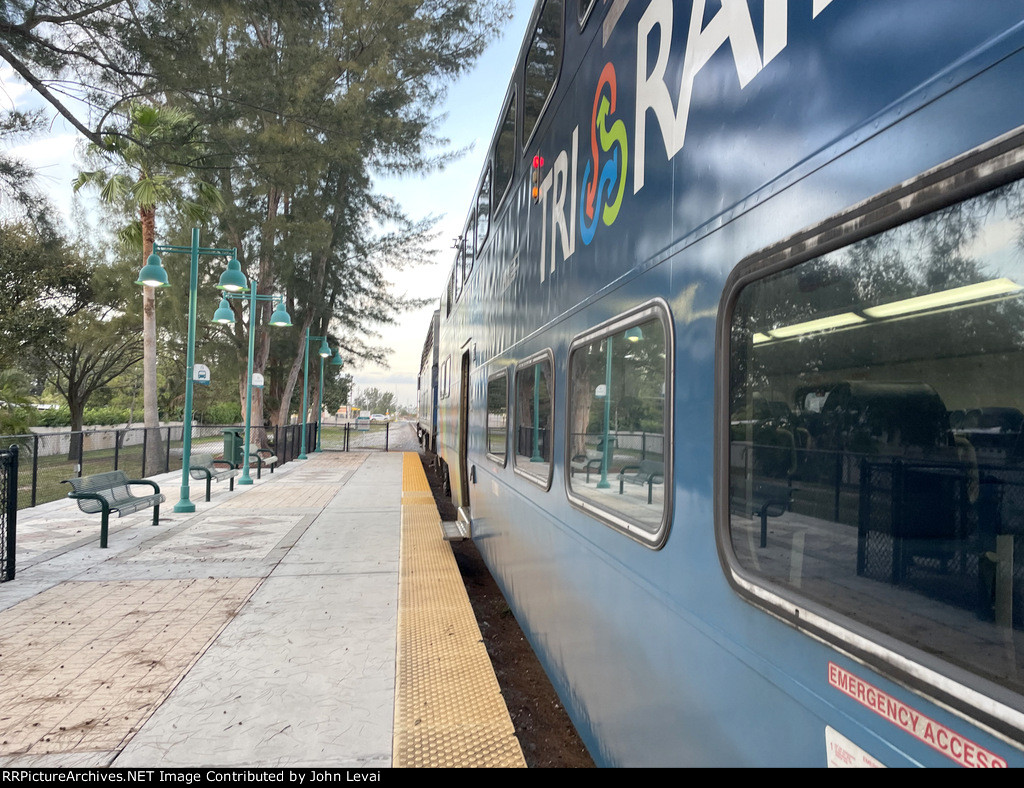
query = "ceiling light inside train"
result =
(862, 277, 1022, 318)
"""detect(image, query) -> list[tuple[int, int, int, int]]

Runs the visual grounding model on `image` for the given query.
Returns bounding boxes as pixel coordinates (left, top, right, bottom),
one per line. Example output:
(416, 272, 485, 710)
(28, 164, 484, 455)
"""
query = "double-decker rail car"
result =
(417, 309, 440, 454)
(434, 0, 1024, 766)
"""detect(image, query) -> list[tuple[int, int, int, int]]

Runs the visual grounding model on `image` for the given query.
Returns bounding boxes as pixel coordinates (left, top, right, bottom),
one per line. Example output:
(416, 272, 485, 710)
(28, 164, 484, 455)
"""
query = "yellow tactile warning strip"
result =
(0, 577, 259, 757)
(393, 453, 526, 768)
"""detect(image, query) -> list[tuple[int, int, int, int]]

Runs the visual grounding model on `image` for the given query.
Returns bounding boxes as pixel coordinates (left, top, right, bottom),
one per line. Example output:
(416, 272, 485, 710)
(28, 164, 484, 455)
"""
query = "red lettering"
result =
(923, 722, 936, 743)
(961, 739, 974, 768)
(937, 728, 949, 751)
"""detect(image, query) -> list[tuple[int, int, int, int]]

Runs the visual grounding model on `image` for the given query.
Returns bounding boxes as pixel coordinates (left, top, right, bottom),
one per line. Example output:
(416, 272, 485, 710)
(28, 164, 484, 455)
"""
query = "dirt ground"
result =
(419, 452, 594, 768)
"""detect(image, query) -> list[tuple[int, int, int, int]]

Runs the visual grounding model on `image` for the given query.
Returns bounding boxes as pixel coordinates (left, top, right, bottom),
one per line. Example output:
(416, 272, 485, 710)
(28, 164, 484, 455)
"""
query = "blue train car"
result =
(435, 0, 1024, 766)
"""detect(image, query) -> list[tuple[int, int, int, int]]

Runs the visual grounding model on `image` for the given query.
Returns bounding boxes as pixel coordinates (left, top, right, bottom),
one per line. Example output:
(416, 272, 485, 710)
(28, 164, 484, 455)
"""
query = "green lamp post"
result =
(212, 278, 291, 484)
(298, 328, 342, 459)
(136, 229, 242, 513)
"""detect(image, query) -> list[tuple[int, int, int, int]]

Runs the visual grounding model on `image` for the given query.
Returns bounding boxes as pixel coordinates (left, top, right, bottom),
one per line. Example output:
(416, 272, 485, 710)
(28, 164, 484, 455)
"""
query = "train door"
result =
(458, 350, 471, 511)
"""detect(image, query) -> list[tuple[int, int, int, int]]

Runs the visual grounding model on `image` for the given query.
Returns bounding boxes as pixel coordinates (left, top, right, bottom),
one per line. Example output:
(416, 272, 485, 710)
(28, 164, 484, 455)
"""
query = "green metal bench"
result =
(189, 452, 238, 501)
(63, 470, 164, 548)
(618, 460, 665, 504)
(244, 447, 278, 479)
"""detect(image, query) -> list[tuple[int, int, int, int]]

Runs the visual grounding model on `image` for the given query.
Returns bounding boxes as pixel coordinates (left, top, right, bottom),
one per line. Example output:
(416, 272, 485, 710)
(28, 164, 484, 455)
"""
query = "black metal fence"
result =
(0, 423, 325, 511)
(1, 444, 18, 581)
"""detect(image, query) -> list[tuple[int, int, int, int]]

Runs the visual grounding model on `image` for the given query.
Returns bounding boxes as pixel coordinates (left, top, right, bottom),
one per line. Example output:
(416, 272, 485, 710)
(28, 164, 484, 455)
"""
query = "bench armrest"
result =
(127, 479, 161, 494)
(64, 489, 112, 514)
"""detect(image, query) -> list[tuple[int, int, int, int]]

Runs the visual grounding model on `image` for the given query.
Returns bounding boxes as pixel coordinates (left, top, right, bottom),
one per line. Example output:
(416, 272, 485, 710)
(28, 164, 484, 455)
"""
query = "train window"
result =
(513, 352, 554, 488)
(440, 356, 451, 400)
(728, 176, 1024, 698)
(522, 0, 563, 149)
(445, 272, 453, 317)
(494, 93, 516, 205)
(463, 216, 475, 283)
(453, 248, 463, 302)
(487, 371, 508, 466)
(567, 304, 671, 544)
(476, 168, 491, 256)
(577, 0, 596, 28)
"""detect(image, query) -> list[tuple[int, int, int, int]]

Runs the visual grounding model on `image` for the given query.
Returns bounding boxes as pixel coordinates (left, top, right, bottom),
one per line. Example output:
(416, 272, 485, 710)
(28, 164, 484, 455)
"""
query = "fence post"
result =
(114, 429, 120, 471)
(31, 434, 39, 508)
(166, 426, 172, 473)
(141, 428, 148, 478)
(385, 422, 389, 452)
(642, 432, 646, 460)
(3, 445, 17, 581)
(77, 430, 84, 477)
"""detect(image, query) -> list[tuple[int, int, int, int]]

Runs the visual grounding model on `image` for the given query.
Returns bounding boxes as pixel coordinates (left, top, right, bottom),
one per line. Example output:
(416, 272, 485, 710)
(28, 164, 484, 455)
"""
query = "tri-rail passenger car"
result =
(431, 0, 1024, 766)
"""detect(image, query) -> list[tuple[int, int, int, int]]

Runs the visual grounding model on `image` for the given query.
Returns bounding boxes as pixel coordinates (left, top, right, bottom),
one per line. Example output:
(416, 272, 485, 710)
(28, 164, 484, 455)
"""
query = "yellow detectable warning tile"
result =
(393, 453, 525, 768)
(0, 577, 260, 758)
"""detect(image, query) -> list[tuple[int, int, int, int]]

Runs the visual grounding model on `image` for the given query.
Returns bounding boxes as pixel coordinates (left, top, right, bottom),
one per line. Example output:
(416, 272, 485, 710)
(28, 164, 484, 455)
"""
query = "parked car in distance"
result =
(370, 413, 388, 422)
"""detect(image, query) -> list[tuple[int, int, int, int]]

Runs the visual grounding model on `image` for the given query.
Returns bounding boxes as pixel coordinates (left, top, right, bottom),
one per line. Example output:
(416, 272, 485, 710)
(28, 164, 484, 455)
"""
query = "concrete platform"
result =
(0, 447, 524, 768)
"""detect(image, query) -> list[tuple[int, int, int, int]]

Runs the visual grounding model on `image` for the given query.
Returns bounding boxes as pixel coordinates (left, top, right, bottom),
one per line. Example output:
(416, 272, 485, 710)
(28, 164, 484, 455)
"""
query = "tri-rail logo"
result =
(535, 0, 836, 282)
(828, 662, 1006, 768)
(580, 62, 628, 246)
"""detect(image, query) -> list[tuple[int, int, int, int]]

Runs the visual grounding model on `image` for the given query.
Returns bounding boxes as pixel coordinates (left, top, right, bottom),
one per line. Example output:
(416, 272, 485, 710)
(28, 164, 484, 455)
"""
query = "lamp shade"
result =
(217, 254, 248, 292)
(318, 338, 331, 358)
(625, 326, 644, 342)
(136, 252, 169, 288)
(330, 348, 344, 367)
(269, 301, 292, 327)
(212, 297, 235, 325)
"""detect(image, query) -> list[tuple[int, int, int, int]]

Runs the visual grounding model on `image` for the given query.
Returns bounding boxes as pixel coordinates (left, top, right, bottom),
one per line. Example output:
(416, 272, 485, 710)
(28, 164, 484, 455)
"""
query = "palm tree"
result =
(74, 103, 223, 473)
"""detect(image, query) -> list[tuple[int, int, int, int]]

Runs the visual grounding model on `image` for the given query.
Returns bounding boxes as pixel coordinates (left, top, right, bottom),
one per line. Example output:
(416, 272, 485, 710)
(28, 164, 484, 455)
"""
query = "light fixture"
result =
(212, 297, 235, 325)
(269, 300, 292, 327)
(217, 253, 248, 293)
(135, 252, 169, 288)
(752, 332, 771, 344)
(625, 326, 644, 342)
(769, 312, 864, 339)
(319, 338, 331, 358)
(863, 277, 1022, 318)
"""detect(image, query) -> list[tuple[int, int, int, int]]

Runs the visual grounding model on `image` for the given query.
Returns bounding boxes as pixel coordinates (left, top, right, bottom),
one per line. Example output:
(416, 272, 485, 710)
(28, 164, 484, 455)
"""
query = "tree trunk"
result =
(273, 311, 314, 428)
(140, 205, 165, 473)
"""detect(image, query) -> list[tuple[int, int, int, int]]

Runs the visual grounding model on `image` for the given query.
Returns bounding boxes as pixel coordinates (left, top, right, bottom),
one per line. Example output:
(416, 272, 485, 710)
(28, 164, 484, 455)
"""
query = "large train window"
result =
(522, 0, 563, 149)
(487, 371, 508, 466)
(494, 93, 516, 206)
(513, 351, 554, 488)
(728, 175, 1024, 700)
(567, 303, 671, 545)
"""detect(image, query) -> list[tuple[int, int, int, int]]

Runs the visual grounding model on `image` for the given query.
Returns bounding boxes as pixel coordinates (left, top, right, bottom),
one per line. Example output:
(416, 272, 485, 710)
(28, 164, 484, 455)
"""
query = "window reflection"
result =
(476, 169, 491, 256)
(515, 357, 553, 483)
(523, 0, 562, 146)
(730, 179, 1024, 695)
(568, 316, 668, 536)
(495, 96, 516, 202)
(487, 373, 508, 464)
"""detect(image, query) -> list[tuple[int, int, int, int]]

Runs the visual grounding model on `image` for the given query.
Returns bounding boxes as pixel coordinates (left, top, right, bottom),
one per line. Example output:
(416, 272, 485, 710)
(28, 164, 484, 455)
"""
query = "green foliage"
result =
(199, 401, 243, 425)
(322, 373, 352, 415)
(36, 407, 70, 427)
(355, 386, 398, 416)
(0, 223, 92, 367)
(0, 370, 36, 437)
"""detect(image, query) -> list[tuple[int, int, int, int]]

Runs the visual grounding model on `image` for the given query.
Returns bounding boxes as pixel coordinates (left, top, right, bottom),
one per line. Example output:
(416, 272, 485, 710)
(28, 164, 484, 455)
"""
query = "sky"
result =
(0, 0, 536, 411)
